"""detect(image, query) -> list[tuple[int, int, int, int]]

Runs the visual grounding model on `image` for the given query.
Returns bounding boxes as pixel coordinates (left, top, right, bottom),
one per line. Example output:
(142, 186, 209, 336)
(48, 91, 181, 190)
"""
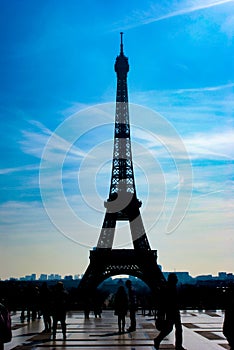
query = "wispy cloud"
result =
(184, 130, 234, 159)
(0, 164, 38, 175)
(133, 125, 234, 160)
(20, 120, 88, 161)
(130, 83, 234, 131)
(60, 102, 93, 118)
(175, 82, 234, 94)
(145, 0, 234, 23)
(0, 201, 42, 225)
(131, 82, 234, 103)
(117, 0, 234, 30)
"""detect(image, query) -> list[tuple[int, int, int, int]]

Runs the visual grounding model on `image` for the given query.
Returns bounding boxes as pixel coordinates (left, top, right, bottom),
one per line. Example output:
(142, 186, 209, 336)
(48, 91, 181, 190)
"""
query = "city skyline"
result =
(0, 0, 234, 280)
(3, 270, 234, 284)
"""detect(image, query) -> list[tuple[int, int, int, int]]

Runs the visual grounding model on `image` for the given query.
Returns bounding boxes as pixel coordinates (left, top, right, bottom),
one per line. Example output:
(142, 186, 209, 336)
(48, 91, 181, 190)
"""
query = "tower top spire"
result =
(115, 32, 129, 78)
(120, 32, 124, 54)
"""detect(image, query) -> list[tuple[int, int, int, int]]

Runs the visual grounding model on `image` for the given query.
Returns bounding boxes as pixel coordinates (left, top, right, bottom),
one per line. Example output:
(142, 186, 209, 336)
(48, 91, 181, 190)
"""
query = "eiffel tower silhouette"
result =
(78, 33, 165, 298)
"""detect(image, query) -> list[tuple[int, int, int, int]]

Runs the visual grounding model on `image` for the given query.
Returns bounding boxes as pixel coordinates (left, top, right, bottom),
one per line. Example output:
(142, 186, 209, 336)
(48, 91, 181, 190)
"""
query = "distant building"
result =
(22, 274, 36, 281)
(218, 272, 227, 279)
(64, 275, 73, 280)
(48, 274, 61, 280)
(196, 274, 213, 281)
(163, 272, 193, 284)
(227, 273, 234, 280)
(39, 274, 48, 281)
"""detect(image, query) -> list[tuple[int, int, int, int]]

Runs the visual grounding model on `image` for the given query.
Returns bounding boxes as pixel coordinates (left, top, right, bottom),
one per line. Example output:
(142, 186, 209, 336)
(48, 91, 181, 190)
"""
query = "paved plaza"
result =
(5, 309, 230, 350)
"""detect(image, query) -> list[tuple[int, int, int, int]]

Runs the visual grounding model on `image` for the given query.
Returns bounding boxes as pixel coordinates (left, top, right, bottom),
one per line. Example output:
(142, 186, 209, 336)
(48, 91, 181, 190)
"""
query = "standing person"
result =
(154, 273, 187, 350)
(125, 280, 137, 332)
(83, 294, 91, 320)
(223, 287, 234, 350)
(93, 291, 102, 319)
(51, 282, 68, 341)
(114, 286, 128, 334)
(0, 302, 12, 350)
(39, 282, 52, 333)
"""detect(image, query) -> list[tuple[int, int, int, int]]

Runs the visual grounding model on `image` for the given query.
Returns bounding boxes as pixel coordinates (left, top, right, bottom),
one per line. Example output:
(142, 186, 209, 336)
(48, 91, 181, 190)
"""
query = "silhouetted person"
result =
(0, 302, 12, 350)
(19, 285, 27, 322)
(125, 280, 137, 332)
(83, 294, 91, 319)
(51, 282, 68, 340)
(93, 291, 102, 318)
(223, 287, 234, 350)
(39, 282, 52, 333)
(24, 284, 39, 321)
(114, 286, 128, 334)
(154, 273, 187, 350)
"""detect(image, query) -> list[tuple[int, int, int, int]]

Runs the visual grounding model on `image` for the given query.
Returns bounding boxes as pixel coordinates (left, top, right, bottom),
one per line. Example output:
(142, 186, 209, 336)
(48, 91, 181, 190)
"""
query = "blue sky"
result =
(0, 0, 233, 279)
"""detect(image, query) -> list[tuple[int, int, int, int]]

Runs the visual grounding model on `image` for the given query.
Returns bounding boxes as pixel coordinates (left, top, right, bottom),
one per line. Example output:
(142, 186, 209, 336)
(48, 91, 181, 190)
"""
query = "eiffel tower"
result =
(78, 33, 165, 298)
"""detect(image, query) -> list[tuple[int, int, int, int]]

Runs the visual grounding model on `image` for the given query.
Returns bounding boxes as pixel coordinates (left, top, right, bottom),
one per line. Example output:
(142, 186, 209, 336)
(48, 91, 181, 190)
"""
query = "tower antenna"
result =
(120, 32, 124, 54)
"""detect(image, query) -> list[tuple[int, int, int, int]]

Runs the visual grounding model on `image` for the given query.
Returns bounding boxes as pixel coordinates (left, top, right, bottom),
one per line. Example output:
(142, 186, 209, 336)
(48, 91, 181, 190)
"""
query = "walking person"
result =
(114, 286, 128, 334)
(51, 282, 68, 341)
(154, 273, 187, 350)
(125, 280, 137, 332)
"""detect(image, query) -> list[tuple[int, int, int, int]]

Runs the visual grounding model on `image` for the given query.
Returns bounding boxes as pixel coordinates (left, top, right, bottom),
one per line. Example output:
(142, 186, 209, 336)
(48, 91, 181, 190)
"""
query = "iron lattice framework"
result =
(97, 33, 151, 251)
(78, 33, 165, 298)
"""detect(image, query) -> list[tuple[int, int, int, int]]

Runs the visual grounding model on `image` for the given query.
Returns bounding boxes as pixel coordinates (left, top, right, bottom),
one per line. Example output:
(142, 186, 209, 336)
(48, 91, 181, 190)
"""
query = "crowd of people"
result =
(0, 281, 69, 346)
(0, 276, 234, 349)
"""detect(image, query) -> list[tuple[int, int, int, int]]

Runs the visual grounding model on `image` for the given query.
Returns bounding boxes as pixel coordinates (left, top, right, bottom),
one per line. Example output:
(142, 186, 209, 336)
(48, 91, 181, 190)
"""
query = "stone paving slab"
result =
(4, 309, 231, 350)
